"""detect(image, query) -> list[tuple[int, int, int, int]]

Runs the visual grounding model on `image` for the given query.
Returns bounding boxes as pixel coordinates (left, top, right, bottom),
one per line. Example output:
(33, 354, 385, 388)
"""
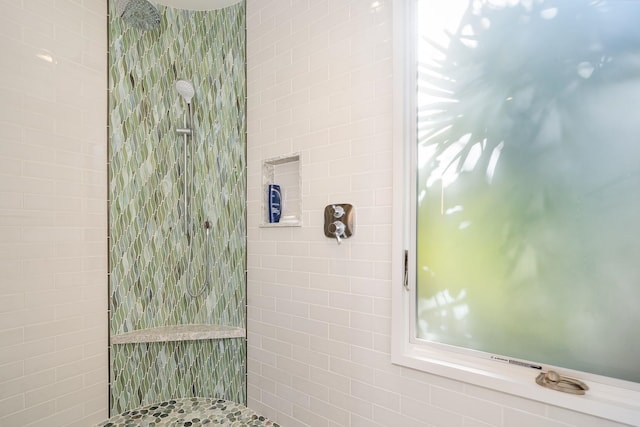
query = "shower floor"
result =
(96, 397, 279, 426)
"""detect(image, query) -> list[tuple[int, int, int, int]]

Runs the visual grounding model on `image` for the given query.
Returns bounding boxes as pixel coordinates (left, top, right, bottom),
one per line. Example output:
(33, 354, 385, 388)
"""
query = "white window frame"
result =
(390, 1, 640, 424)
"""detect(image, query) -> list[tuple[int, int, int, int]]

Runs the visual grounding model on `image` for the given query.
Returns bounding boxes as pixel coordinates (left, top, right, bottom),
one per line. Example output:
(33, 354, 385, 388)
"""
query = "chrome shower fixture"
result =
(175, 79, 195, 104)
(117, 0, 161, 31)
(174, 78, 207, 298)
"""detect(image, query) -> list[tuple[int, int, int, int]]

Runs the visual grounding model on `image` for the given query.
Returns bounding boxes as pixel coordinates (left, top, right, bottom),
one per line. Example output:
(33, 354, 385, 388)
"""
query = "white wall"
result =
(245, 1, 631, 426)
(0, 1, 108, 425)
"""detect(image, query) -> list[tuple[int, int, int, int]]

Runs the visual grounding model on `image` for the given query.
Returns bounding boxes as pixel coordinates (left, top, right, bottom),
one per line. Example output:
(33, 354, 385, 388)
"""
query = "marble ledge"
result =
(111, 324, 246, 344)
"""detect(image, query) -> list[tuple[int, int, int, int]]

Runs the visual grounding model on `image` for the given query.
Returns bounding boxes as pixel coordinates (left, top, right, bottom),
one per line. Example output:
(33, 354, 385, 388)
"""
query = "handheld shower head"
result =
(175, 80, 195, 104)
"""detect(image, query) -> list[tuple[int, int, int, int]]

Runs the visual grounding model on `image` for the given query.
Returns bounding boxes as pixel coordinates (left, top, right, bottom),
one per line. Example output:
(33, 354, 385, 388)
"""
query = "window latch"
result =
(403, 250, 409, 291)
(536, 370, 589, 395)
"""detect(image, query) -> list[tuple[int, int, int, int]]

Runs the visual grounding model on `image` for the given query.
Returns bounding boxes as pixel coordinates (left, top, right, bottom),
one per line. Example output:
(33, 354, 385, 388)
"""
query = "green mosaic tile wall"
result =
(111, 339, 246, 415)
(108, 1, 246, 414)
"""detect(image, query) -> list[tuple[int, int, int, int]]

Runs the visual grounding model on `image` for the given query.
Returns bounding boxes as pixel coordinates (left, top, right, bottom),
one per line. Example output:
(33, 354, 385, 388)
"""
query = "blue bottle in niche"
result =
(268, 184, 281, 223)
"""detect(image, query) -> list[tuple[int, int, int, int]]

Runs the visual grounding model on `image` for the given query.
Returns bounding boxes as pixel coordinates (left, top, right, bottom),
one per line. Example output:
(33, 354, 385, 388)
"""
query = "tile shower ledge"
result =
(111, 325, 246, 344)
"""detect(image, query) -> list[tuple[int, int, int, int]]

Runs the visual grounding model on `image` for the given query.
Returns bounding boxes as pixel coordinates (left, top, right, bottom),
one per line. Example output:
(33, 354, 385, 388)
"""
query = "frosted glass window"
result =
(415, 0, 640, 383)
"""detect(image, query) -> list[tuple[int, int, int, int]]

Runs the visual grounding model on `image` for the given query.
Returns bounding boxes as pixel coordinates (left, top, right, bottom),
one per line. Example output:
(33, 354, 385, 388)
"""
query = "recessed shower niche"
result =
(261, 153, 302, 227)
(107, 0, 246, 415)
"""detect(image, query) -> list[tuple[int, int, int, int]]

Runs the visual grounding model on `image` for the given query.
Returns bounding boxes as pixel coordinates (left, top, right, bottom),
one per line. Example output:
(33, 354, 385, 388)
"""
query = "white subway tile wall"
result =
(246, 1, 632, 426)
(0, 1, 108, 426)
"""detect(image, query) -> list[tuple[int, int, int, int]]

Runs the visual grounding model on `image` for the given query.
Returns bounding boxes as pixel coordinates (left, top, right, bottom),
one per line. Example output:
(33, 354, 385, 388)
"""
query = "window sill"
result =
(392, 342, 640, 426)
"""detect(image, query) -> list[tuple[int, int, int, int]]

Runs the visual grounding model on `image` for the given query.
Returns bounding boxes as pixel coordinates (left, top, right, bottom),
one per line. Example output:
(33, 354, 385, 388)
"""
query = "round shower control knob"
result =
(329, 221, 346, 244)
(332, 205, 345, 218)
(329, 220, 345, 235)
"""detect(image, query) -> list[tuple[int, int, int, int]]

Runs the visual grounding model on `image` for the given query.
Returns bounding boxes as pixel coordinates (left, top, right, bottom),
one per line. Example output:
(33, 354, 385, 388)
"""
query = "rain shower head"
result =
(175, 80, 195, 104)
(117, 0, 161, 31)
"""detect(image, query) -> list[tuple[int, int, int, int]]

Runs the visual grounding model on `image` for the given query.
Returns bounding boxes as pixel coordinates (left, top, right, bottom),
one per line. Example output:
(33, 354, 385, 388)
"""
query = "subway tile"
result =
(330, 356, 375, 384)
(328, 292, 373, 314)
(546, 405, 631, 427)
(260, 309, 294, 330)
(0, 400, 57, 426)
(248, 2, 636, 427)
(349, 312, 391, 336)
(23, 347, 81, 376)
(0, 368, 55, 402)
(402, 395, 464, 427)
(276, 118, 312, 141)
(349, 242, 391, 262)
(372, 297, 391, 317)
(248, 345, 278, 369)
(503, 408, 573, 427)
(310, 304, 349, 326)
(349, 346, 392, 372)
(373, 261, 392, 281)
(292, 404, 330, 427)
(24, 374, 83, 409)
(292, 256, 330, 274)
(277, 383, 311, 409)
(276, 299, 310, 318)
(291, 286, 329, 305)
(262, 364, 294, 387)
(0, 293, 25, 313)
(277, 329, 311, 349)
(0, 307, 55, 333)
(329, 154, 376, 177)
(0, 0, 107, 424)
(276, 270, 311, 288)
(292, 344, 329, 370)
(328, 259, 375, 278)
(310, 335, 350, 360)
(55, 354, 103, 383)
(249, 294, 277, 312)
(310, 396, 350, 426)
(292, 65, 328, 93)
(374, 370, 430, 403)
(0, 360, 24, 383)
(430, 386, 502, 426)
(309, 273, 350, 292)
(350, 379, 401, 412)
(276, 240, 310, 257)
(329, 324, 373, 349)
(291, 316, 329, 340)
(275, 84, 311, 112)
(0, 394, 24, 418)
(328, 389, 373, 420)
(261, 389, 295, 419)
(328, 118, 376, 144)
(464, 383, 547, 417)
(261, 336, 293, 358)
(309, 367, 351, 397)
(24, 289, 81, 310)
(372, 405, 426, 427)
(0, 157, 22, 179)
(0, 176, 55, 197)
(260, 283, 293, 299)
(56, 383, 105, 416)
(261, 254, 294, 270)
(463, 417, 496, 427)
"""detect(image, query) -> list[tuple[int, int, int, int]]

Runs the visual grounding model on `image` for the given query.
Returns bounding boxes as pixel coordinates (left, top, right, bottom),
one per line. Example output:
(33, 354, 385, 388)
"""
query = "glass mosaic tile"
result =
(110, 340, 246, 414)
(108, 0, 246, 414)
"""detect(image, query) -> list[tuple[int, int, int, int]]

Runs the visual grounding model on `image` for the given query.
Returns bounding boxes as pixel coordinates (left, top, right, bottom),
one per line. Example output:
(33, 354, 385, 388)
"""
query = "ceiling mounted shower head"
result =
(117, 0, 161, 31)
(175, 80, 195, 104)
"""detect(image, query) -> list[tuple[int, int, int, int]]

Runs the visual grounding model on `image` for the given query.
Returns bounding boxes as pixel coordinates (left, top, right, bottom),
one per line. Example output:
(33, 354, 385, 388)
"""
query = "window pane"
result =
(415, 0, 640, 383)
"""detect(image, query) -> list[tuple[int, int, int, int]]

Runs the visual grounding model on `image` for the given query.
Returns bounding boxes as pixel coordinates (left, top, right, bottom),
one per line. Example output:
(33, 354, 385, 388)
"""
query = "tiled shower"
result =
(2, 1, 637, 425)
(107, 1, 246, 414)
